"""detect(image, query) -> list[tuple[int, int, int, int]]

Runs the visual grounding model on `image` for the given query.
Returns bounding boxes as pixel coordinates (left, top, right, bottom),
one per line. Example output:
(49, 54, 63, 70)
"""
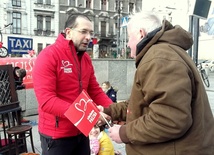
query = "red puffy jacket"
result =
(33, 33, 112, 139)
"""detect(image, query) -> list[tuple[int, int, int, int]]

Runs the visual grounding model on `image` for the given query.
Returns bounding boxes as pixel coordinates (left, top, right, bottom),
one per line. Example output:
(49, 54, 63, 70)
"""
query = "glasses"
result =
(71, 28, 94, 37)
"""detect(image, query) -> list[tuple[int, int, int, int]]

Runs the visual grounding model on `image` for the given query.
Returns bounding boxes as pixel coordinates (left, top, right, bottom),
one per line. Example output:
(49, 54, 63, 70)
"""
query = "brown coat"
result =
(106, 20, 214, 155)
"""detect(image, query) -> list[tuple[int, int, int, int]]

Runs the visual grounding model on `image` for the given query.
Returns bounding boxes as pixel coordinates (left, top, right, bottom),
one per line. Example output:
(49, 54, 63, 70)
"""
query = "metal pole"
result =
(116, 0, 121, 58)
(124, 26, 126, 59)
(188, 15, 193, 58)
(193, 16, 199, 65)
(117, 18, 119, 57)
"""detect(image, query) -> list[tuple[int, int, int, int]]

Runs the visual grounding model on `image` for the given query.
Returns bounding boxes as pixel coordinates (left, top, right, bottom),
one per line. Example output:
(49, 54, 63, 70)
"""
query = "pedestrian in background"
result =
(101, 81, 126, 125)
(99, 11, 214, 155)
(33, 13, 113, 155)
(13, 66, 30, 123)
(13, 66, 26, 90)
(101, 81, 117, 103)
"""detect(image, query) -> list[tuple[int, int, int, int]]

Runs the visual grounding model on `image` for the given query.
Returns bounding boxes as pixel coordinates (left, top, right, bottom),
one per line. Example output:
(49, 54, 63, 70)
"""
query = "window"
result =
(115, 0, 118, 11)
(38, 43, 43, 54)
(115, 22, 118, 30)
(115, 0, 122, 12)
(46, 0, 51, 5)
(12, 0, 21, 6)
(101, 0, 107, 10)
(101, 21, 106, 36)
(46, 43, 50, 47)
(37, 15, 43, 30)
(69, 0, 75, 6)
(45, 16, 51, 31)
(86, 0, 91, 9)
(129, 2, 134, 14)
(37, 0, 43, 4)
(12, 12, 21, 34)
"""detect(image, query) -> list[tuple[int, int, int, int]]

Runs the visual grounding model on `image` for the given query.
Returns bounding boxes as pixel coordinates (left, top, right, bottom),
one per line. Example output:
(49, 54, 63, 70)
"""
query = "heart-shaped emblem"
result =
(74, 98, 93, 126)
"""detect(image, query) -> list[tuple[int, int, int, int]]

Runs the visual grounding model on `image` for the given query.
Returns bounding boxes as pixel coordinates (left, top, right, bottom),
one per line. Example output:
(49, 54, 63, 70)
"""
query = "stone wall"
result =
(18, 59, 136, 116)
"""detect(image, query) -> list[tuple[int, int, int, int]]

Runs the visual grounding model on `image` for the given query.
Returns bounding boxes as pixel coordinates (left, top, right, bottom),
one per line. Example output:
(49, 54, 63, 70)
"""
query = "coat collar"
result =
(135, 20, 193, 68)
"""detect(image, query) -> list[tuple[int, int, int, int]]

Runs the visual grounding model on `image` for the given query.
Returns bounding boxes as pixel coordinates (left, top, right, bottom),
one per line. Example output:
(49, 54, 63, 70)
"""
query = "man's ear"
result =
(65, 28, 72, 39)
(139, 29, 146, 39)
(65, 28, 70, 35)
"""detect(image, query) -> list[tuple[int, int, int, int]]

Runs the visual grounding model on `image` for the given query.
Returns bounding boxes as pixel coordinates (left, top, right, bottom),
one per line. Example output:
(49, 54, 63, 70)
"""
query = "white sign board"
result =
(93, 44, 99, 59)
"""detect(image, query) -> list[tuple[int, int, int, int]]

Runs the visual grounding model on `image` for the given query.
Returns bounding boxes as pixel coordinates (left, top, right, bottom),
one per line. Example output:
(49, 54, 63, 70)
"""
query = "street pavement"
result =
(25, 72, 214, 155)
(24, 116, 127, 155)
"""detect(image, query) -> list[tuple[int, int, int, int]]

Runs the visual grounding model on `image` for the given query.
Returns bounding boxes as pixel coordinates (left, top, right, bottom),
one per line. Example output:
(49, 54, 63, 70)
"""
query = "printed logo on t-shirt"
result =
(61, 60, 73, 73)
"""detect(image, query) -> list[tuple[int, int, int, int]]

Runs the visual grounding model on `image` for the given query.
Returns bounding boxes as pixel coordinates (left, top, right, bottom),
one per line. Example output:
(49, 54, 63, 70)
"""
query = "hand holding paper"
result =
(97, 112, 111, 127)
(64, 90, 100, 136)
(97, 105, 104, 112)
(109, 124, 123, 143)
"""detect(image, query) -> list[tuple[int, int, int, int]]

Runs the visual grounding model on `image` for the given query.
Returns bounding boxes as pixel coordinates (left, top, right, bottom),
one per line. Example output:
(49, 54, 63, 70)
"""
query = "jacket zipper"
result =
(79, 63, 82, 92)
(55, 116, 59, 127)
(55, 45, 83, 128)
(71, 46, 82, 93)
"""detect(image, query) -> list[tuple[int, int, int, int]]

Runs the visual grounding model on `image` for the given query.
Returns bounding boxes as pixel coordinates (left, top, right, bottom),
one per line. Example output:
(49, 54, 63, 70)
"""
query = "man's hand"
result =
(96, 112, 111, 126)
(97, 105, 104, 112)
(109, 124, 123, 143)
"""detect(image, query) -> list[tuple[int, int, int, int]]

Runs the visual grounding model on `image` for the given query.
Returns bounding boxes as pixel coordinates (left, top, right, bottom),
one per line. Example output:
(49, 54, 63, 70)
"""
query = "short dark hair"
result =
(102, 81, 111, 87)
(64, 13, 91, 29)
(17, 69, 26, 78)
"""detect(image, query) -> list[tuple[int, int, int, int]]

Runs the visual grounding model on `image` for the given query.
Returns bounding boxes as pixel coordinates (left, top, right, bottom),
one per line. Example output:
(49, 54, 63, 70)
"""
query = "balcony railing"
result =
(33, 29, 55, 36)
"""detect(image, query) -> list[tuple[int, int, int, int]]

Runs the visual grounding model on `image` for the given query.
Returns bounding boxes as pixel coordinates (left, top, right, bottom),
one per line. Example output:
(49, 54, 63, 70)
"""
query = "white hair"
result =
(128, 11, 162, 34)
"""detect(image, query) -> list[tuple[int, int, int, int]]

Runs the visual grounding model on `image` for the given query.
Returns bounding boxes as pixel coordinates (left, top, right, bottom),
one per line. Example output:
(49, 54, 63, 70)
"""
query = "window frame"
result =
(37, 15, 43, 30)
(69, 0, 75, 6)
(86, 0, 91, 9)
(12, 0, 21, 7)
(46, 0, 51, 5)
(101, 21, 106, 36)
(12, 12, 21, 34)
(37, 0, 43, 4)
(45, 16, 51, 31)
(129, 2, 134, 14)
(37, 43, 43, 54)
(101, 0, 107, 10)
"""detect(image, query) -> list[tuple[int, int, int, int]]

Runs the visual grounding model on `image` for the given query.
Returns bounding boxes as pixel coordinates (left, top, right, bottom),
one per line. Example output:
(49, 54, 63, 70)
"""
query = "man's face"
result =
(127, 25, 144, 58)
(65, 17, 93, 52)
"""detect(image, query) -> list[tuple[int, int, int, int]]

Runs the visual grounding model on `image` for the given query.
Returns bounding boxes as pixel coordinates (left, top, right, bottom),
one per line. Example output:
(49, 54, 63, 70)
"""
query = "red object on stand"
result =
(0, 42, 3, 48)
(92, 38, 97, 44)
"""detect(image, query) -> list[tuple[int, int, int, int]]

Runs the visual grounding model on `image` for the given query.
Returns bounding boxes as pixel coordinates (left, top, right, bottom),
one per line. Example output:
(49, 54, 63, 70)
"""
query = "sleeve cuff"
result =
(119, 125, 130, 144)
(104, 108, 111, 116)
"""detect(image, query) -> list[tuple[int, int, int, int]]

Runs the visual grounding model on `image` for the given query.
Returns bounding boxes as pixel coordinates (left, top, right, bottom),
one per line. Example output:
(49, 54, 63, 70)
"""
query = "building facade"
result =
(0, 0, 144, 57)
(59, 0, 142, 58)
(0, 0, 59, 57)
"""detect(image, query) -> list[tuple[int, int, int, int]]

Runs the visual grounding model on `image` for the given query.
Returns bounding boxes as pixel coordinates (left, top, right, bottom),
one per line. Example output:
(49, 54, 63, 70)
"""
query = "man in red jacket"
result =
(32, 13, 113, 155)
